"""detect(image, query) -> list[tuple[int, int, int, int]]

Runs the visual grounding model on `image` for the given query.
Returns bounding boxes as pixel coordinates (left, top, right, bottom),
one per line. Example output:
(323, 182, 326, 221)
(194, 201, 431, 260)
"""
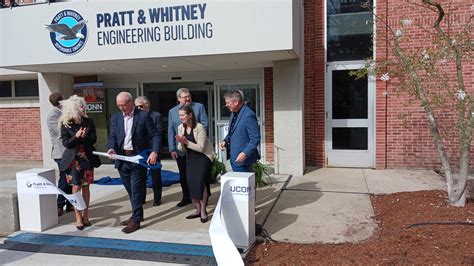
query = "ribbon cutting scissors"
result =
(93, 149, 162, 169)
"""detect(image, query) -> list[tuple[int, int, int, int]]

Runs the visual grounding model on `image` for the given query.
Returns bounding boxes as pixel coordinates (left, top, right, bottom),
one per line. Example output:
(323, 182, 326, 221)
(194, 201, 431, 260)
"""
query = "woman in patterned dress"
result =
(59, 95, 98, 230)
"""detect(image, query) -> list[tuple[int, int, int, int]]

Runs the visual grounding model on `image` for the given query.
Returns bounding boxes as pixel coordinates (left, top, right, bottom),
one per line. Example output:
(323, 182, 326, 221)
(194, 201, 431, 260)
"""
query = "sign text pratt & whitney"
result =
(96, 3, 213, 46)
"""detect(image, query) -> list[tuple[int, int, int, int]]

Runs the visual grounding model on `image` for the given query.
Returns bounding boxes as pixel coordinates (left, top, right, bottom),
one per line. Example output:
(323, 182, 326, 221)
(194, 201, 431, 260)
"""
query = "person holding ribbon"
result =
(59, 95, 101, 231)
(176, 105, 215, 223)
(107, 92, 160, 234)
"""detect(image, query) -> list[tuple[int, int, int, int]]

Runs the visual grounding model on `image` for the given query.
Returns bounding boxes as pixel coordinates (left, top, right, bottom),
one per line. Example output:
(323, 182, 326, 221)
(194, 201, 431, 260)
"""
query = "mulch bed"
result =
(248, 190, 474, 265)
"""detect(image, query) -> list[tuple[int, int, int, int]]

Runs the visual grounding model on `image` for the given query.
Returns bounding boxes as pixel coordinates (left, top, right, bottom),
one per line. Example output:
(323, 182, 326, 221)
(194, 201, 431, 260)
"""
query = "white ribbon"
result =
(209, 179, 244, 266)
(17, 174, 86, 210)
(93, 151, 143, 164)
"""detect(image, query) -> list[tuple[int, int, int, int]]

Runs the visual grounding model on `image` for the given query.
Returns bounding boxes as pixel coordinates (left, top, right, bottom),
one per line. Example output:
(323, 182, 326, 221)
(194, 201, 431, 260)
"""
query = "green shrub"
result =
(252, 161, 271, 187)
(210, 158, 227, 183)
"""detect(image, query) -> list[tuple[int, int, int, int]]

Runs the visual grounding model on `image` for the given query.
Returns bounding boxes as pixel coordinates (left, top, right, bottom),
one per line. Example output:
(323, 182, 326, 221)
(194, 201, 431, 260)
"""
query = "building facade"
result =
(0, 0, 472, 175)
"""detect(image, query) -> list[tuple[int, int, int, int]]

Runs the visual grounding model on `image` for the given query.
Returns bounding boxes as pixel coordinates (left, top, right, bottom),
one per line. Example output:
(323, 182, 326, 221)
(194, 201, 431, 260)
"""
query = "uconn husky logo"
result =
(230, 185, 250, 194)
(46, 10, 88, 55)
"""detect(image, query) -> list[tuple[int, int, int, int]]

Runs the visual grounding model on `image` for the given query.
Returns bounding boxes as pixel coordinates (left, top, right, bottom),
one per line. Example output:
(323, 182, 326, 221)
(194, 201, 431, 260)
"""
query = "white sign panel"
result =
(17, 174, 86, 210)
(0, 0, 298, 67)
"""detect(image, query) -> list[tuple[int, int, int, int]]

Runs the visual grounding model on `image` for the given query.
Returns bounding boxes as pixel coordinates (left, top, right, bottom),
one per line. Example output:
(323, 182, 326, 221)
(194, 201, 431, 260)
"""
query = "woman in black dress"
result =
(59, 95, 99, 230)
(176, 105, 215, 223)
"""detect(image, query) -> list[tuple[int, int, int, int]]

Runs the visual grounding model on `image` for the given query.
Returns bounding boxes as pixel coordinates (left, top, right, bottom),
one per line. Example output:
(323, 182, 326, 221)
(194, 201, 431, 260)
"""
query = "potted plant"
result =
(252, 161, 272, 187)
(210, 158, 227, 183)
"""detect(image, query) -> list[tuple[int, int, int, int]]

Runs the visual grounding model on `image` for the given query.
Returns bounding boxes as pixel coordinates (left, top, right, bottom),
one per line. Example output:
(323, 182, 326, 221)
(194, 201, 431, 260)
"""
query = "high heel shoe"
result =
(84, 221, 92, 227)
(76, 224, 84, 231)
(186, 213, 201, 219)
(200, 210, 208, 223)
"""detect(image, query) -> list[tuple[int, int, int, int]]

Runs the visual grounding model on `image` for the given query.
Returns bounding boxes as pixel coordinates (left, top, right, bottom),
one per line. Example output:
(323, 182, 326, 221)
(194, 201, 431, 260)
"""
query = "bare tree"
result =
(360, 0, 473, 206)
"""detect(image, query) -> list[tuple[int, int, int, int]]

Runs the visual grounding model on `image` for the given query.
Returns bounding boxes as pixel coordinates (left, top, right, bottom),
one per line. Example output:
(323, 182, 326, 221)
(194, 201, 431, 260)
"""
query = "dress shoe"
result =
(176, 200, 191, 208)
(153, 200, 161, 206)
(57, 208, 64, 217)
(120, 217, 144, 226)
(200, 217, 208, 223)
(185, 213, 201, 219)
(121, 221, 140, 234)
(84, 221, 92, 227)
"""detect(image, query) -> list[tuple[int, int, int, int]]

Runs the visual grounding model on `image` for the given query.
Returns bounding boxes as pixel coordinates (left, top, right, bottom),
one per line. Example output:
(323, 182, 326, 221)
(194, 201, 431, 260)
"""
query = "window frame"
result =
(0, 79, 39, 100)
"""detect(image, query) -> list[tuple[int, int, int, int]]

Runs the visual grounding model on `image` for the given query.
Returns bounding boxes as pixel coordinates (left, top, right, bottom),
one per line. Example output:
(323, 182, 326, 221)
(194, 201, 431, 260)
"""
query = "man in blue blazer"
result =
(168, 88, 208, 207)
(220, 89, 260, 172)
(107, 92, 160, 234)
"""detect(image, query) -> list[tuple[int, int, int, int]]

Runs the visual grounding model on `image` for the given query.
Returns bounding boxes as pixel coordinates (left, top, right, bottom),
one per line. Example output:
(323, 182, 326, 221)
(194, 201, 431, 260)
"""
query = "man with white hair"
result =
(107, 92, 160, 234)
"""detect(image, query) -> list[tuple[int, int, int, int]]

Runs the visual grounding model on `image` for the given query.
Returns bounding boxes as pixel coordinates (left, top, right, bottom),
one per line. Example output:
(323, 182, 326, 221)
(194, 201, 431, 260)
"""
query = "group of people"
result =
(47, 87, 261, 234)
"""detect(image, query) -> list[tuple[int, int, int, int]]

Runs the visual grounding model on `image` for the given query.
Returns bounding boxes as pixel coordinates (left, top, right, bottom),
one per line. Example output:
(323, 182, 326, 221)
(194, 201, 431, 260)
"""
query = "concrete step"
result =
(1, 232, 216, 265)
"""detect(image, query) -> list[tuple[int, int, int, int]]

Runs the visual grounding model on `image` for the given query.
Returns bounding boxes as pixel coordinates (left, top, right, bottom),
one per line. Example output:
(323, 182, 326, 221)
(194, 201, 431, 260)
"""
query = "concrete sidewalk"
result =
(0, 160, 447, 264)
(264, 168, 445, 243)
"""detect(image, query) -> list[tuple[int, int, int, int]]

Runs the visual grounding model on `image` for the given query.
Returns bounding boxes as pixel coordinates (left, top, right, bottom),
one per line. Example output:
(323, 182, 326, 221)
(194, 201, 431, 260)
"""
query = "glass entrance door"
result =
(144, 82, 213, 157)
(326, 63, 374, 167)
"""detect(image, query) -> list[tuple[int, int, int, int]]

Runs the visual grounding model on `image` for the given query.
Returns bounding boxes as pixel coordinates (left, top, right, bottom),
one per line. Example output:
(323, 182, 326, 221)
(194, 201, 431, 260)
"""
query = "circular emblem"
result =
(46, 9, 88, 55)
(26, 181, 32, 188)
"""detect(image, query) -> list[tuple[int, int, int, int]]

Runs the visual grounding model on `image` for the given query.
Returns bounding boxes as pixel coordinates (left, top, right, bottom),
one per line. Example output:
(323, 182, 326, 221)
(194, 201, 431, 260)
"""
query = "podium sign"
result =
(220, 172, 256, 248)
(16, 169, 58, 231)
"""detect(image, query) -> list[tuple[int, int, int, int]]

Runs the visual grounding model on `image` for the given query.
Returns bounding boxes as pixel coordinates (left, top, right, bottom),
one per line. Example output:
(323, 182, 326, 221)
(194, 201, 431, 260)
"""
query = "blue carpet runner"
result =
(3, 232, 216, 265)
(94, 170, 180, 187)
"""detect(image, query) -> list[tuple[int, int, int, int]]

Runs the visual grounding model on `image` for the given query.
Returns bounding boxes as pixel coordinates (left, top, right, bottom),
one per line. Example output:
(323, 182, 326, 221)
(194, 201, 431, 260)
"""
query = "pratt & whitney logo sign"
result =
(25, 181, 53, 189)
(46, 9, 88, 55)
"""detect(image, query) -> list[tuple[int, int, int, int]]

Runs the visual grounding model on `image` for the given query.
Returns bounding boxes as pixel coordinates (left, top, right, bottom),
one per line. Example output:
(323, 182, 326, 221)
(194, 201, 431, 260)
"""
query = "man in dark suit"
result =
(220, 89, 261, 172)
(134, 96, 164, 206)
(107, 92, 160, 234)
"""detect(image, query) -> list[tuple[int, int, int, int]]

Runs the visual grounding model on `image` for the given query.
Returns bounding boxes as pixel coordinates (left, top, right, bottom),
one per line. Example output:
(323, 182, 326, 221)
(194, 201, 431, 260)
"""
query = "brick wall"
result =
(264, 67, 274, 163)
(304, 0, 326, 167)
(0, 108, 42, 160)
(376, 0, 474, 169)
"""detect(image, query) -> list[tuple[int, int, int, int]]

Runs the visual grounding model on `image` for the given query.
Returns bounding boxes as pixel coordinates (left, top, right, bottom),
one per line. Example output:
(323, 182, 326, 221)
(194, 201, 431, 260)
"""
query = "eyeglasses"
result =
(136, 105, 144, 109)
(179, 95, 191, 99)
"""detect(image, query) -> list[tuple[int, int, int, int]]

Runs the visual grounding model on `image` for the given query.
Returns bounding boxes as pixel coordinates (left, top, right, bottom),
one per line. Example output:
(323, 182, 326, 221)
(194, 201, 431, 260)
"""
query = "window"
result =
(327, 0, 373, 61)
(0, 81, 12, 97)
(0, 80, 39, 98)
(15, 80, 39, 97)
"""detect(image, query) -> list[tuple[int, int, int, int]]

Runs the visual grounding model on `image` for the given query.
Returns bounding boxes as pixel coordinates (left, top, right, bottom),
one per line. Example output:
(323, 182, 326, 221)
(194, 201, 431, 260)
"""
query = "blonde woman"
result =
(176, 105, 215, 223)
(58, 95, 99, 230)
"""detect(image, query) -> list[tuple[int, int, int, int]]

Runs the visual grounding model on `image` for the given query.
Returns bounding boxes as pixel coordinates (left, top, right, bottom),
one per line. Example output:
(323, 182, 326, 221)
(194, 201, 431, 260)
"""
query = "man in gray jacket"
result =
(46, 92, 72, 216)
(168, 88, 208, 207)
